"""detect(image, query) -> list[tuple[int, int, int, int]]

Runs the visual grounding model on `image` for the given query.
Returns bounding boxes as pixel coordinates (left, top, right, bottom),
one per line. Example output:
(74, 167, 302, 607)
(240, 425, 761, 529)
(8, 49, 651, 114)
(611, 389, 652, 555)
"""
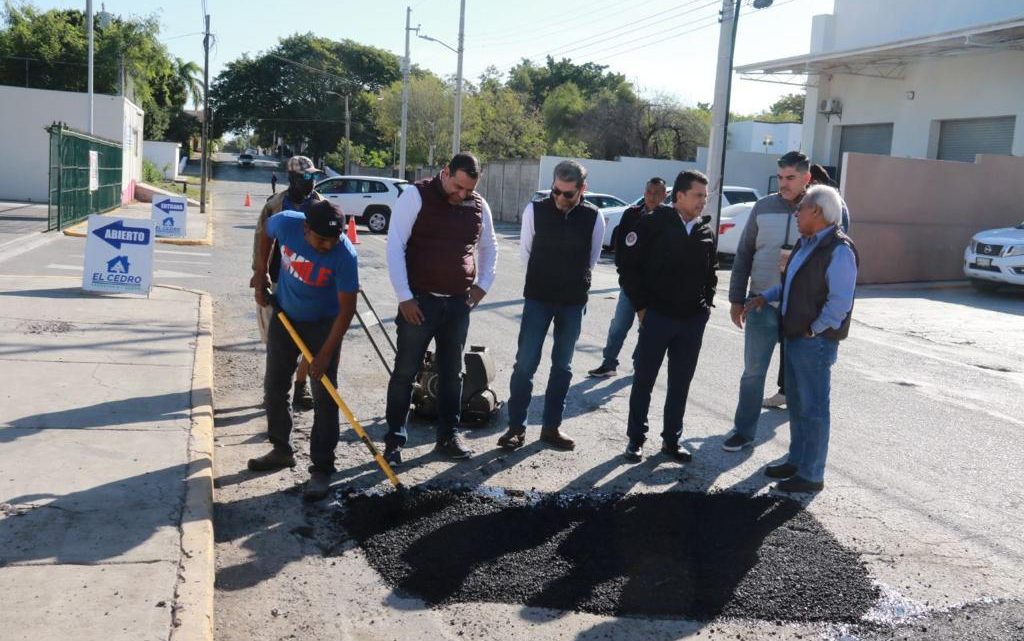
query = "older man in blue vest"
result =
(745, 184, 858, 493)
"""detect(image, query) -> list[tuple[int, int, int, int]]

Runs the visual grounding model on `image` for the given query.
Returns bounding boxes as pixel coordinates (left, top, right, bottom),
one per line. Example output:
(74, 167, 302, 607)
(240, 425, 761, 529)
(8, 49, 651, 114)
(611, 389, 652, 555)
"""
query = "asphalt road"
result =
(35, 156, 1011, 641)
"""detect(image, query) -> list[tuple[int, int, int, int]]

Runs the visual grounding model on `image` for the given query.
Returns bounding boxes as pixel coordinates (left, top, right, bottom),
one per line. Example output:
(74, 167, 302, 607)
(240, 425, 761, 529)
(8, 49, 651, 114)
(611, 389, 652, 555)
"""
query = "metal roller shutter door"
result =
(937, 116, 1015, 162)
(839, 123, 894, 157)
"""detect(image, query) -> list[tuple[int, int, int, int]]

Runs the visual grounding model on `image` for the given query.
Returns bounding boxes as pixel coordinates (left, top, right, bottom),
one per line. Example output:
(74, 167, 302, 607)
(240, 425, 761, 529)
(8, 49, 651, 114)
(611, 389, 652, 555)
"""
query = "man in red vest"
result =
(382, 153, 498, 466)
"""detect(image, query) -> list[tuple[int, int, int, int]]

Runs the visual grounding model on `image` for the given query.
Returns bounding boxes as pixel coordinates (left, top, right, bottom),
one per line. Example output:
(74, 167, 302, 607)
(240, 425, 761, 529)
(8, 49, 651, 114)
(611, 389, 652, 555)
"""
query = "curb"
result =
(61, 193, 215, 246)
(163, 285, 215, 641)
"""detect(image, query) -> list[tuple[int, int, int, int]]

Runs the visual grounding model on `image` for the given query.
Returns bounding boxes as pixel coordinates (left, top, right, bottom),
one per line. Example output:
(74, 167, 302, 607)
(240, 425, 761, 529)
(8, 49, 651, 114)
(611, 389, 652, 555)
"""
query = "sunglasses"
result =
(551, 186, 579, 199)
(301, 172, 318, 181)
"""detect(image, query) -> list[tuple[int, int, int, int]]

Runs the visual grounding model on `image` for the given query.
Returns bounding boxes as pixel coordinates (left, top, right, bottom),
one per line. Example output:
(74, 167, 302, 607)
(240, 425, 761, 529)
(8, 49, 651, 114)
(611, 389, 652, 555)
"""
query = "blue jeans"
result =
(264, 315, 340, 474)
(384, 293, 471, 449)
(626, 308, 709, 446)
(783, 335, 839, 482)
(732, 304, 781, 440)
(506, 298, 585, 430)
(599, 291, 636, 369)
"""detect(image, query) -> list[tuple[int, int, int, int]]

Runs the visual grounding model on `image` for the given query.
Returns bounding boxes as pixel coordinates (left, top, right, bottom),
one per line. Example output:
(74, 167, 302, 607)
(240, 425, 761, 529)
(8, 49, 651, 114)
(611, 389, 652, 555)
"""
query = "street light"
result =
(417, 0, 466, 156)
(85, 1, 113, 134)
(326, 90, 351, 174)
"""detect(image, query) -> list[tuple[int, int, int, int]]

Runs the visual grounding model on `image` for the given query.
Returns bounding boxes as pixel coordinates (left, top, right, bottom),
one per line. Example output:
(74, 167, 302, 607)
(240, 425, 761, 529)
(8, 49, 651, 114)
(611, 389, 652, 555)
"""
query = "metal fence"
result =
(47, 123, 123, 231)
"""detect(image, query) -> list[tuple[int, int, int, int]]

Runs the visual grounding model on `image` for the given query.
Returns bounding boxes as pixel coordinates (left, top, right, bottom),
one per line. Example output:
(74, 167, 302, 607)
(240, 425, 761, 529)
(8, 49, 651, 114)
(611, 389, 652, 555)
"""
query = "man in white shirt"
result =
(497, 160, 605, 452)
(382, 153, 498, 465)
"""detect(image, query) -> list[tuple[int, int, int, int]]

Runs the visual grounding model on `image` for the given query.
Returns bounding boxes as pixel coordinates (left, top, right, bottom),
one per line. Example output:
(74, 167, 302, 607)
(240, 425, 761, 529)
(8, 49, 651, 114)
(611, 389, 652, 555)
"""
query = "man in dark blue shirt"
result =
(249, 201, 359, 501)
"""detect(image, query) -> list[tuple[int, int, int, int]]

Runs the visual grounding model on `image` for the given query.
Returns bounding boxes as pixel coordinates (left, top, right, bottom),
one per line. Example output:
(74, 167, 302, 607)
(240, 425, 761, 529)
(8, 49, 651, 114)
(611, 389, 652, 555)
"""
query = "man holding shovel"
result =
(249, 200, 359, 501)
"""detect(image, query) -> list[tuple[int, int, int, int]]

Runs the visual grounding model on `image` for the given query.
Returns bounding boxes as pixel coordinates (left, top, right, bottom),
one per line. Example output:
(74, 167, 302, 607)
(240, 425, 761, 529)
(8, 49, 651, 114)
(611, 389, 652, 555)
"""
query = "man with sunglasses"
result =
(498, 160, 605, 451)
(250, 155, 324, 411)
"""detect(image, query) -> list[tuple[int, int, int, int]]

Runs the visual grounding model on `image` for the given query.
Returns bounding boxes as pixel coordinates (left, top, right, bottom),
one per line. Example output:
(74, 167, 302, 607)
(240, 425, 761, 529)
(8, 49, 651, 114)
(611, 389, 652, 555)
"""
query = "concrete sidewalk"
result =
(0, 275, 213, 641)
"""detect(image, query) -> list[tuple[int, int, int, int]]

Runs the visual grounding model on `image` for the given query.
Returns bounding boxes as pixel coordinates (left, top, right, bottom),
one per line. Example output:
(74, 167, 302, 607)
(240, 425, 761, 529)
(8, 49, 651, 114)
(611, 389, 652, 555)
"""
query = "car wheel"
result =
(365, 208, 390, 234)
(970, 278, 1000, 293)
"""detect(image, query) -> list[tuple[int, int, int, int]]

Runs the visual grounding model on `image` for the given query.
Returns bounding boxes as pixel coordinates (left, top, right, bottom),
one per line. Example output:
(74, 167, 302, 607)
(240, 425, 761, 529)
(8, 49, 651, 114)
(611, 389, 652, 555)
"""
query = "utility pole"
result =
(344, 94, 351, 174)
(400, 7, 419, 181)
(86, 0, 94, 134)
(452, 0, 466, 155)
(706, 0, 773, 238)
(200, 13, 210, 214)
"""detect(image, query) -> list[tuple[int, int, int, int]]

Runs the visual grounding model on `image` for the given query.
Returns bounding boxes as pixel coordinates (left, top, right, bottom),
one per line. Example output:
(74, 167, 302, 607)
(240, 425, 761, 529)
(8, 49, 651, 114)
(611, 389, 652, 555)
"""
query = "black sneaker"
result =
(660, 442, 692, 462)
(303, 470, 332, 501)
(722, 433, 753, 452)
(247, 449, 296, 471)
(623, 441, 643, 462)
(292, 380, 314, 411)
(435, 435, 472, 460)
(765, 462, 798, 479)
(497, 428, 526, 450)
(587, 364, 618, 378)
(775, 476, 824, 493)
(383, 446, 402, 468)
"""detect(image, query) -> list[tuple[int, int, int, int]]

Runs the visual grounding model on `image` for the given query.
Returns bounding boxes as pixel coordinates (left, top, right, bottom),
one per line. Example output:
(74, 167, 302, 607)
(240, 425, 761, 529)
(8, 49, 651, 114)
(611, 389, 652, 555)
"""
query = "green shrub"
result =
(142, 159, 163, 183)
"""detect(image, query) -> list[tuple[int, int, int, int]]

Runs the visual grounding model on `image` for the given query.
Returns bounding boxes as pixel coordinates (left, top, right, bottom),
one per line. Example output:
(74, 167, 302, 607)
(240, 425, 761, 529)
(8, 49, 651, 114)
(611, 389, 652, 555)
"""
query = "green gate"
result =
(46, 122, 123, 231)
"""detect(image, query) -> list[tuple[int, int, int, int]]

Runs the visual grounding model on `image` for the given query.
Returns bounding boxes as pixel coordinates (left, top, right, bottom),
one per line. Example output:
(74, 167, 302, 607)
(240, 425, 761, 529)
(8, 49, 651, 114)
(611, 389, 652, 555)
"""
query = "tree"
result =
(209, 33, 400, 163)
(175, 57, 202, 111)
(769, 92, 805, 121)
(374, 74, 451, 167)
(461, 74, 546, 161)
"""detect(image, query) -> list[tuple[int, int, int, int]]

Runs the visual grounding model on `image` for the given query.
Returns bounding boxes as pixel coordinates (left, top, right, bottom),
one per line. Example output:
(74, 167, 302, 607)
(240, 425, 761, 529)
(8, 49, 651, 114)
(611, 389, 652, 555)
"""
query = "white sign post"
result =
(88, 150, 99, 192)
(82, 215, 155, 295)
(152, 195, 188, 238)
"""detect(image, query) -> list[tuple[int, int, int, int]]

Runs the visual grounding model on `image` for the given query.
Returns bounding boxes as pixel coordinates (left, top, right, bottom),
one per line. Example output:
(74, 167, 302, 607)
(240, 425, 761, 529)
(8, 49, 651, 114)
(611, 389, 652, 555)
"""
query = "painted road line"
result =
(156, 249, 212, 257)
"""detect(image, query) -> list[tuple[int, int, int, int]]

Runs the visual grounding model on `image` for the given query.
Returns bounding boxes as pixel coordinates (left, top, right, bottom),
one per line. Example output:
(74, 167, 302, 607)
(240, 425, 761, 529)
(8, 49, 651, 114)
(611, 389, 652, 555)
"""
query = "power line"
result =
(588, 14, 721, 64)
(467, 0, 627, 46)
(267, 53, 347, 84)
(529, 0, 719, 61)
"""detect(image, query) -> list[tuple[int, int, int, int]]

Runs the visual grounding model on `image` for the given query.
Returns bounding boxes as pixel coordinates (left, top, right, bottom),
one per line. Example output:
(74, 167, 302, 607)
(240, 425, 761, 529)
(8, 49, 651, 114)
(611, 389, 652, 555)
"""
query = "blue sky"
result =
(19, 0, 835, 113)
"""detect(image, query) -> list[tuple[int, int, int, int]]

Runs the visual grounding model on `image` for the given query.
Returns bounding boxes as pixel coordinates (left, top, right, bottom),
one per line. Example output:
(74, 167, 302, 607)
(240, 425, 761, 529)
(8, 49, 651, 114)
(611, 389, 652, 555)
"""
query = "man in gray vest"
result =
(722, 151, 809, 453)
(744, 185, 858, 493)
(498, 160, 605, 451)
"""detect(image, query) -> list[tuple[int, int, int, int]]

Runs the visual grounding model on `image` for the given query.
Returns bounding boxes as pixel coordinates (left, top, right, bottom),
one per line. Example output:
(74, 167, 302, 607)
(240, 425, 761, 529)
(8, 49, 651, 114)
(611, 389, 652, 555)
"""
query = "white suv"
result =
(963, 221, 1024, 292)
(315, 176, 409, 233)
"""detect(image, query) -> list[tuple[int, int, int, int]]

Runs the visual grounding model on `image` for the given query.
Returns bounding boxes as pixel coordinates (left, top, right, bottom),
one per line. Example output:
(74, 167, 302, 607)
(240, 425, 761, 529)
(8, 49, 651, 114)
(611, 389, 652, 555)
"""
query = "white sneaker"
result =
(762, 392, 787, 409)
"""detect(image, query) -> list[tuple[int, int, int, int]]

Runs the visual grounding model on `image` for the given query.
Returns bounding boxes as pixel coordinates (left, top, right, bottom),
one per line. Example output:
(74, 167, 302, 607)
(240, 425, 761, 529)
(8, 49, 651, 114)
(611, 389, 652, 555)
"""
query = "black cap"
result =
(304, 200, 344, 237)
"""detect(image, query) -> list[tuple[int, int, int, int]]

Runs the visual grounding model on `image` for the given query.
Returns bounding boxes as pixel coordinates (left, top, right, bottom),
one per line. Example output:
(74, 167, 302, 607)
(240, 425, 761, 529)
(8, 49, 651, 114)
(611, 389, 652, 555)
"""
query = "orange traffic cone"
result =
(346, 216, 360, 244)
(243, 193, 252, 207)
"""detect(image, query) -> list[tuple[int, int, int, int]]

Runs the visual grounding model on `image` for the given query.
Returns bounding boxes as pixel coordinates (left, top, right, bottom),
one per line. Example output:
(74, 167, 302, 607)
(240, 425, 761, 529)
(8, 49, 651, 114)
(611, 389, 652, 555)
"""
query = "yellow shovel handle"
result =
(275, 310, 403, 489)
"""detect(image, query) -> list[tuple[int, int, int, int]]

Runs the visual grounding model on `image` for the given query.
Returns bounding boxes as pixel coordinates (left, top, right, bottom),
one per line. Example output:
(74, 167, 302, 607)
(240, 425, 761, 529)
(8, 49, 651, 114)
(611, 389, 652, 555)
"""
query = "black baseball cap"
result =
(304, 200, 344, 237)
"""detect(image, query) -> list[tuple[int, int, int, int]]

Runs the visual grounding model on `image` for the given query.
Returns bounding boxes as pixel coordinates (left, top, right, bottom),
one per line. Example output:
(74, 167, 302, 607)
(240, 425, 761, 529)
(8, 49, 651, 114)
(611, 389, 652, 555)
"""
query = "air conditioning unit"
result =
(818, 98, 842, 115)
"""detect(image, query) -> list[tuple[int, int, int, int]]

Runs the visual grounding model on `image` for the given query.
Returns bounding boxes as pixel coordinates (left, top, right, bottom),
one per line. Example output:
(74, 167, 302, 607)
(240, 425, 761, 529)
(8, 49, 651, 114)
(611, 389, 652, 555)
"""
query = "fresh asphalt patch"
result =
(855, 599, 1024, 641)
(337, 486, 878, 623)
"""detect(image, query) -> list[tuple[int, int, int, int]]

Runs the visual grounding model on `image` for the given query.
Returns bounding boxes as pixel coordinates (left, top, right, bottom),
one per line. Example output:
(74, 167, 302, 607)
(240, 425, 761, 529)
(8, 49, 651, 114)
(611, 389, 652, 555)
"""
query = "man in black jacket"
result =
(588, 177, 667, 378)
(619, 170, 718, 462)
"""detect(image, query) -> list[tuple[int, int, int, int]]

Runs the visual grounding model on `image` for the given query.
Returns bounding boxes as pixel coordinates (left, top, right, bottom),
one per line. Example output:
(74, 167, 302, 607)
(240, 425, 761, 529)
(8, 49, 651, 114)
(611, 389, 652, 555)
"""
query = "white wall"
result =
(727, 121, 802, 154)
(0, 86, 143, 202)
(831, 0, 1024, 52)
(143, 140, 181, 180)
(810, 49, 1024, 165)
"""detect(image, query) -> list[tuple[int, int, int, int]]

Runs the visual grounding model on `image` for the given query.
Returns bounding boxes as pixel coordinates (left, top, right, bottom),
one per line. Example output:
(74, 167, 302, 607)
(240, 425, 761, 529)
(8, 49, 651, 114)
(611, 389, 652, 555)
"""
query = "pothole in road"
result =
(337, 487, 879, 623)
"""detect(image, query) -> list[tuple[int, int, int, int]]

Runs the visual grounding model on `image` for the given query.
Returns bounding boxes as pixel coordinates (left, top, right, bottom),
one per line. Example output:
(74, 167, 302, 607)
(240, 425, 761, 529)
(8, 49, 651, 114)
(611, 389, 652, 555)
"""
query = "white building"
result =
(736, 0, 1024, 176)
(727, 121, 802, 156)
(0, 86, 144, 203)
(143, 140, 182, 180)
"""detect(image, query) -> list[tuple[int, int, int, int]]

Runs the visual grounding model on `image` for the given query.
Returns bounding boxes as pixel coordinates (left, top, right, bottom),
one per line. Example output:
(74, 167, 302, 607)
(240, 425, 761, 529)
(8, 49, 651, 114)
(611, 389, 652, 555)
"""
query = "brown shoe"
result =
(497, 427, 526, 450)
(539, 426, 575, 451)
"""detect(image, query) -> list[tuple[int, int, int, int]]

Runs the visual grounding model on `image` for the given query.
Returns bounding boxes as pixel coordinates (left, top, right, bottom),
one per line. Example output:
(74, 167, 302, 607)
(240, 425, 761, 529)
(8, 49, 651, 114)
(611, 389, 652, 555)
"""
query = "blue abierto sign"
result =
(152, 195, 188, 238)
(83, 215, 155, 295)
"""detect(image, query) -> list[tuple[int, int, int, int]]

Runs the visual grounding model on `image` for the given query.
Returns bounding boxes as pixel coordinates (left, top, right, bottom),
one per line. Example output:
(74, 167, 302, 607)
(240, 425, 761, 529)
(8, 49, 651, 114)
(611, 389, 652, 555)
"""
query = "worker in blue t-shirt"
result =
(248, 200, 359, 501)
